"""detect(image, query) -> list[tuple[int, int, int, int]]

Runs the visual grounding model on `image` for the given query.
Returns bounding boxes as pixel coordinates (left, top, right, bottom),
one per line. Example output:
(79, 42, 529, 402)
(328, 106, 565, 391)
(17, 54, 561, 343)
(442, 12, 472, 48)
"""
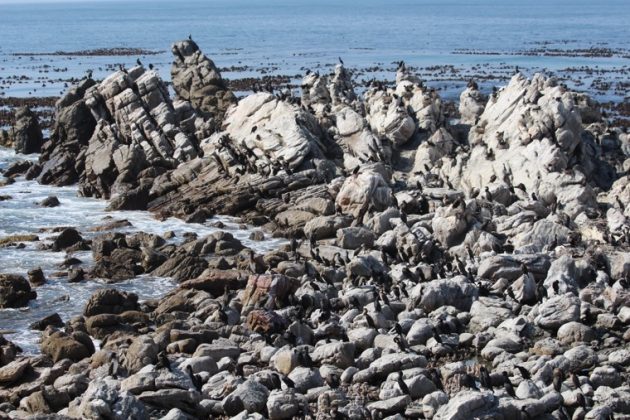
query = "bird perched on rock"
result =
(156, 351, 170, 371)
(186, 365, 203, 391)
(503, 372, 516, 398)
(397, 372, 410, 395)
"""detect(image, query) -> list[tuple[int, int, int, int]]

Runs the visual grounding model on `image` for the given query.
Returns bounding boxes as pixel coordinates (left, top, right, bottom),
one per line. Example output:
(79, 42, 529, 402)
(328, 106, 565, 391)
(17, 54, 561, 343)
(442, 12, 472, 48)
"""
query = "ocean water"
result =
(0, 0, 628, 100)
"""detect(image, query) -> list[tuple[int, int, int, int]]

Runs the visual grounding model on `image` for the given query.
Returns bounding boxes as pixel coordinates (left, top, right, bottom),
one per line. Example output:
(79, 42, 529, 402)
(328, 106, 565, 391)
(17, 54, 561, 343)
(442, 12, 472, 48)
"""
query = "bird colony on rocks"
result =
(0, 40, 629, 420)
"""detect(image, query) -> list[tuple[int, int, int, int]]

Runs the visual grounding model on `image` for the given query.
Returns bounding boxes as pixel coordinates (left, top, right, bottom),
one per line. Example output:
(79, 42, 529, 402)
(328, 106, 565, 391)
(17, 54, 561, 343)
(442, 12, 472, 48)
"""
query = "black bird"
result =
(188, 34, 192, 40)
(461, 374, 478, 390)
(393, 323, 404, 336)
(328, 373, 340, 389)
(338, 56, 344, 65)
(186, 365, 203, 391)
(430, 368, 444, 391)
(516, 365, 531, 380)
(394, 336, 407, 353)
(363, 308, 377, 329)
(432, 327, 443, 344)
(156, 351, 171, 371)
(552, 368, 564, 392)
(136, 58, 142, 66)
(571, 373, 581, 390)
(576, 392, 587, 409)
(108, 354, 119, 379)
(480, 366, 492, 389)
(552, 280, 560, 294)
(281, 375, 295, 389)
(503, 372, 516, 398)
(397, 372, 410, 395)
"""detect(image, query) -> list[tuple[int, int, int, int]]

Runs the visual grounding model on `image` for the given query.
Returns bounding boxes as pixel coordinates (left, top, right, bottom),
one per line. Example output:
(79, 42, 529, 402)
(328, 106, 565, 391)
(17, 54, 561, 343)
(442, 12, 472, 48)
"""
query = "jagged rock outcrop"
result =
(171, 40, 236, 120)
(460, 73, 613, 218)
(38, 78, 97, 186)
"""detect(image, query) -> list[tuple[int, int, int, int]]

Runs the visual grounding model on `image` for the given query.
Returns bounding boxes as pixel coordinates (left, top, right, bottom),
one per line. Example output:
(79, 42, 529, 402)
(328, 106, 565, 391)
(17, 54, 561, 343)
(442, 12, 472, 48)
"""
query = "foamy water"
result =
(0, 147, 286, 353)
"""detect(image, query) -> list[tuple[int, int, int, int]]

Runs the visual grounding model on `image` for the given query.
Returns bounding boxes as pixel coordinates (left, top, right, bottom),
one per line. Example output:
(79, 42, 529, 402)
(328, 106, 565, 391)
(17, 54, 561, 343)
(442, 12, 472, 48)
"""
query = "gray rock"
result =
(67, 377, 147, 420)
(434, 391, 498, 420)
(266, 389, 302, 420)
(557, 321, 596, 344)
(287, 367, 324, 394)
(336, 227, 376, 250)
(411, 276, 478, 313)
(193, 339, 240, 360)
(532, 293, 580, 330)
(311, 341, 355, 369)
(222, 379, 270, 416)
(367, 395, 411, 416)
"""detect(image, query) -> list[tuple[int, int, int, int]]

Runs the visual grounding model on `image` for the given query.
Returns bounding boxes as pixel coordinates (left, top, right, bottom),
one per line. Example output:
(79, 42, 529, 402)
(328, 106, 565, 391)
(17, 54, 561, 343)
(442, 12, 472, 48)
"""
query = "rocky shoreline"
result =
(0, 39, 629, 419)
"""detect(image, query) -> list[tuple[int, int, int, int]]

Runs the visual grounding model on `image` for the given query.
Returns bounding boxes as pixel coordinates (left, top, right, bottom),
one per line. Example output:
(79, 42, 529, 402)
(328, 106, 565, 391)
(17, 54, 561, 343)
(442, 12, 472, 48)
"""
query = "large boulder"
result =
(336, 170, 392, 217)
(83, 289, 139, 317)
(411, 276, 478, 312)
(41, 330, 95, 362)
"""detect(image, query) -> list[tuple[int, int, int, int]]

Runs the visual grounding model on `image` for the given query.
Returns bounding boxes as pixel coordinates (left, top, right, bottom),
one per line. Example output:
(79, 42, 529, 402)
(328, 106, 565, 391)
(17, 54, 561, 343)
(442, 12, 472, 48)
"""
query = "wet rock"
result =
(29, 313, 64, 331)
(84, 289, 139, 316)
(26, 267, 46, 288)
(39, 195, 60, 208)
(0, 274, 37, 308)
(52, 228, 83, 251)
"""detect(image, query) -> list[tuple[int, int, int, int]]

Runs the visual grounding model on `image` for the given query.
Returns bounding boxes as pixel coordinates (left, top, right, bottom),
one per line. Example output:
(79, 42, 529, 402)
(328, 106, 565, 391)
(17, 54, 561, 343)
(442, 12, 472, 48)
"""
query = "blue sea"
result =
(0, 0, 628, 100)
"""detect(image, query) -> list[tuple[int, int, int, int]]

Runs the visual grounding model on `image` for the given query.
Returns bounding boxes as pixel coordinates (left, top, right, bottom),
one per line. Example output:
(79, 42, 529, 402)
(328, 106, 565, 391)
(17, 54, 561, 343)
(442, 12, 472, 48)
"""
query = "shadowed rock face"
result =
(171, 40, 237, 120)
(11, 107, 43, 154)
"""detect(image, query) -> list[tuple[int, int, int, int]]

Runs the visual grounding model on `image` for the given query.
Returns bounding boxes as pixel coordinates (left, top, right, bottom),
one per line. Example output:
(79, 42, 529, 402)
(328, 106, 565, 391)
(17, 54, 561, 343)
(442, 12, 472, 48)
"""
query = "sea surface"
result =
(0, 0, 628, 352)
(0, 0, 628, 101)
